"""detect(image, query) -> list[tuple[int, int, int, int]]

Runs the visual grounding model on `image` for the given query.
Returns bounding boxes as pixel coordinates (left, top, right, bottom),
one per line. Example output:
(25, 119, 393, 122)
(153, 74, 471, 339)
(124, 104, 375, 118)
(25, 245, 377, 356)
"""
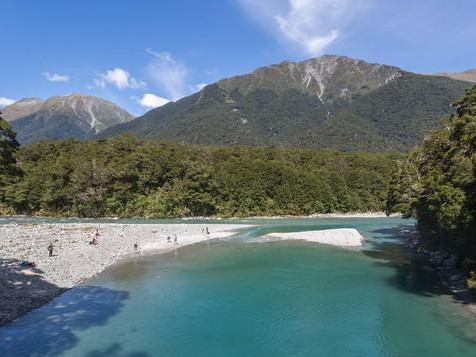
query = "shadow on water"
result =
(85, 342, 150, 357)
(363, 225, 452, 299)
(0, 284, 130, 356)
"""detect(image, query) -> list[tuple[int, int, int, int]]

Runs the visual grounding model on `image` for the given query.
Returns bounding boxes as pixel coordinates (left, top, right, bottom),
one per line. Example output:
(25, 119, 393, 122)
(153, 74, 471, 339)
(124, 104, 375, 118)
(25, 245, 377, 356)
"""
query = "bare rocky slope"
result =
(433, 68, 476, 83)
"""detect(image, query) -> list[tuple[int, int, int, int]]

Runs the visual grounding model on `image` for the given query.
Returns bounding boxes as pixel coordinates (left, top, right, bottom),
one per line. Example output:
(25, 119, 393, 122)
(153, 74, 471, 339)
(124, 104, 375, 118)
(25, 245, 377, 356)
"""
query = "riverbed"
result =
(1, 217, 476, 356)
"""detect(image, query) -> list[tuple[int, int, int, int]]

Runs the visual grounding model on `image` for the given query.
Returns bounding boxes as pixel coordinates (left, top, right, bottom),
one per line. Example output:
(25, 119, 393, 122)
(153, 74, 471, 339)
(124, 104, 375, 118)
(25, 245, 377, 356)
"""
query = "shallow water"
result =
(1, 217, 476, 356)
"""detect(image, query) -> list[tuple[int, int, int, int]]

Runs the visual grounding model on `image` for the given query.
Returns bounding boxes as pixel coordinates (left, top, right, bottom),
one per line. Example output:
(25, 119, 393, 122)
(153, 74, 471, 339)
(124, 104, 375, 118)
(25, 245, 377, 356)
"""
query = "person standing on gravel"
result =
(47, 242, 54, 257)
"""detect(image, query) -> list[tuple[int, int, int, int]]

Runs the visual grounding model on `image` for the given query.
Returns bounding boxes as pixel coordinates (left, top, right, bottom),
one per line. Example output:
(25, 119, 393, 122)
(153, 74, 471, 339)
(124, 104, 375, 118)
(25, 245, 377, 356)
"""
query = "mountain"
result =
(432, 68, 476, 83)
(99, 55, 472, 151)
(1, 97, 43, 121)
(1, 94, 133, 144)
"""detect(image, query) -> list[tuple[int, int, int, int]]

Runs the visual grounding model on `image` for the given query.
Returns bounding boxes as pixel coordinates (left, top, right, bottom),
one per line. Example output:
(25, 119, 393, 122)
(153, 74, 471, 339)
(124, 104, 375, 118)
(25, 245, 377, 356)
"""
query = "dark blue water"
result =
(1, 218, 476, 356)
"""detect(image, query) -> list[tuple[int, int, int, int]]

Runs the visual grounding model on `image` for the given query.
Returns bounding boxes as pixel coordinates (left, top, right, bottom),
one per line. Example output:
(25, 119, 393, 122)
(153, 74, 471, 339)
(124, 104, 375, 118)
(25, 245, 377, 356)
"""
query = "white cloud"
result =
(194, 83, 209, 92)
(0, 97, 15, 107)
(42, 72, 70, 82)
(146, 49, 188, 100)
(138, 93, 170, 109)
(238, 0, 371, 56)
(187, 82, 209, 93)
(94, 68, 147, 90)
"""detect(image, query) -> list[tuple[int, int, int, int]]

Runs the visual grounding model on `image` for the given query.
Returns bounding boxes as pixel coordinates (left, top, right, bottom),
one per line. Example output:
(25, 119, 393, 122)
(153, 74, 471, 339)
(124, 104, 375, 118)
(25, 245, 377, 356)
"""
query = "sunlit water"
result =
(1, 217, 476, 356)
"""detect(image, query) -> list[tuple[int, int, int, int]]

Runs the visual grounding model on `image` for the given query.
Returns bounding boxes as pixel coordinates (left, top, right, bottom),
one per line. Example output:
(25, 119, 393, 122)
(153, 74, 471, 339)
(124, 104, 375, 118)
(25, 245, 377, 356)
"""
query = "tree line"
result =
(0, 120, 400, 218)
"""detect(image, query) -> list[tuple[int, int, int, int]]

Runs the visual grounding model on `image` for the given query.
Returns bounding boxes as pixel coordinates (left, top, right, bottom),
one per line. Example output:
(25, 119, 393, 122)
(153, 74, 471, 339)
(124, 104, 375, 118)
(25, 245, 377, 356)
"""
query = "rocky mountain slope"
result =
(218, 55, 403, 103)
(99, 55, 471, 151)
(433, 68, 476, 83)
(2, 94, 133, 144)
(1, 98, 43, 122)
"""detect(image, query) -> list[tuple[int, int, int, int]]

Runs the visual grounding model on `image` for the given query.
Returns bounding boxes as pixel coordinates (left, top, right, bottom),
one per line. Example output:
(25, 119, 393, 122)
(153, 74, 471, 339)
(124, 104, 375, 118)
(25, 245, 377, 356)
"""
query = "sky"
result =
(1, 0, 475, 115)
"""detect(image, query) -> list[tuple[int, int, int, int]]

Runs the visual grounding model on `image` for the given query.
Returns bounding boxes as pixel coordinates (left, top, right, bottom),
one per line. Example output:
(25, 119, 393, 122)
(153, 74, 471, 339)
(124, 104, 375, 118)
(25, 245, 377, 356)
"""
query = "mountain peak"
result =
(1, 98, 44, 122)
(15, 97, 42, 103)
(219, 55, 403, 103)
(99, 55, 471, 152)
(5, 94, 134, 144)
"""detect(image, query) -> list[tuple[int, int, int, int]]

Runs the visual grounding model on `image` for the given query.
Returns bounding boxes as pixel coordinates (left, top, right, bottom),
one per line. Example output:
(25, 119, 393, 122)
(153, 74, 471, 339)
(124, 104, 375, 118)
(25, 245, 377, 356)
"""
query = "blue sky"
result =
(1, 0, 475, 114)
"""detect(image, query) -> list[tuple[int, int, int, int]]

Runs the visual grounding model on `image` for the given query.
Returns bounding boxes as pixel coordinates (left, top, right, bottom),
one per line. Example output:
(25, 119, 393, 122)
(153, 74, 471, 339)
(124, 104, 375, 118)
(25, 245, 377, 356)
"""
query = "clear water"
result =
(1, 217, 476, 356)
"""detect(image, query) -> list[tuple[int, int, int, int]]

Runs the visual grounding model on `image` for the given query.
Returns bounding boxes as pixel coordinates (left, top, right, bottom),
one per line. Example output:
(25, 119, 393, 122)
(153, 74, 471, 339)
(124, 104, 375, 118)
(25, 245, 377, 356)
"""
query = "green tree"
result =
(387, 85, 476, 281)
(0, 111, 21, 210)
(3, 136, 399, 218)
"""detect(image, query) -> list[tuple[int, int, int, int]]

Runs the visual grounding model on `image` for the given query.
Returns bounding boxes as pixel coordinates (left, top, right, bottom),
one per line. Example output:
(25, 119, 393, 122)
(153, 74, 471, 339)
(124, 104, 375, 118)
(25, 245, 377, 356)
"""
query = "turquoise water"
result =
(1, 217, 476, 356)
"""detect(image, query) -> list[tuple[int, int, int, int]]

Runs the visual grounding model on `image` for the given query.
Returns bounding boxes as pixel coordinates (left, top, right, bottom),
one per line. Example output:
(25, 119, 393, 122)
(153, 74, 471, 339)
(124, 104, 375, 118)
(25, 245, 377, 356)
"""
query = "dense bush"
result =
(1, 137, 400, 218)
(387, 85, 476, 276)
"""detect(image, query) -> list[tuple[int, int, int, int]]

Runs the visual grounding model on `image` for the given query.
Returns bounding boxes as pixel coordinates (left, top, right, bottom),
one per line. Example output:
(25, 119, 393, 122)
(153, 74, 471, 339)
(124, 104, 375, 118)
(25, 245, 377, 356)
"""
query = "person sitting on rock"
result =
(20, 261, 36, 268)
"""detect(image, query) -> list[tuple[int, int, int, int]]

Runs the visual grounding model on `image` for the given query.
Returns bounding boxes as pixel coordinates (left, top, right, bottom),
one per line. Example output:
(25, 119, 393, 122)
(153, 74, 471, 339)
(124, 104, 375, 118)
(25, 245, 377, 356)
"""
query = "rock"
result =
(449, 273, 464, 282)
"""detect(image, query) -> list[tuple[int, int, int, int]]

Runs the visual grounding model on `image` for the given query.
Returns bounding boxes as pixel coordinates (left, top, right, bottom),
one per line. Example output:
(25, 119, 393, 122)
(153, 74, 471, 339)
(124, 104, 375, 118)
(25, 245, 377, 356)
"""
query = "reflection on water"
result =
(364, 245, 449, 298)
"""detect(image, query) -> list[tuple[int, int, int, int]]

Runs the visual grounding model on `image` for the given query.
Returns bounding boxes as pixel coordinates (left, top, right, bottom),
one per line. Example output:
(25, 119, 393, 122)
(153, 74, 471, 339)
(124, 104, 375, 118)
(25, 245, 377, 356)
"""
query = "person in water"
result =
(47, 242, 54, 257)
(134, 242, 139, 252)
(167, 236, 171, 243)
(174, 235, 178, 245)
(89, 237, 98, 245)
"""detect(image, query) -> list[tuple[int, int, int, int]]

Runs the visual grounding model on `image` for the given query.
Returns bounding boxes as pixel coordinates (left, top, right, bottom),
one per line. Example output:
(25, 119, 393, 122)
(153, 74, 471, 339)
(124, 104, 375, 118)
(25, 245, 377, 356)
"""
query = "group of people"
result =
(45, 226, 211, 258)
(167, 235, 179, 244)
(46, 228, 101, 258)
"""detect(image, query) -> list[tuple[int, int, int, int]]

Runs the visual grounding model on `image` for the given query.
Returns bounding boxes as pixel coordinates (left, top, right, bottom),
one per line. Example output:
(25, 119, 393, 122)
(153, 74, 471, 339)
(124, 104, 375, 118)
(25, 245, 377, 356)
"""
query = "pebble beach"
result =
(0, 223, 251, 325)
(0, 222, 367, 326)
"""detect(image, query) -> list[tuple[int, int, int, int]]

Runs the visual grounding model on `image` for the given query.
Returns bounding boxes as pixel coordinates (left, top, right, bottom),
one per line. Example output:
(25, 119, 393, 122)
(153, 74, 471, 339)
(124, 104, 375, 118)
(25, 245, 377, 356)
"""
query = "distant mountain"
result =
(1, 97, 43, 121)
(2, 94, 133, 144)
(99, 55, 472, 151)
(432, 68, 476, 83)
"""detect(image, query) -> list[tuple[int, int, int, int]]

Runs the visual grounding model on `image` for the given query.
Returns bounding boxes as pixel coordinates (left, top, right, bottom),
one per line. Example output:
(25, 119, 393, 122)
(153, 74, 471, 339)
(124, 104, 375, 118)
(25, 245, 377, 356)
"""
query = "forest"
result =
(0, 126, 400, 218)
(387, 85, 476, 286)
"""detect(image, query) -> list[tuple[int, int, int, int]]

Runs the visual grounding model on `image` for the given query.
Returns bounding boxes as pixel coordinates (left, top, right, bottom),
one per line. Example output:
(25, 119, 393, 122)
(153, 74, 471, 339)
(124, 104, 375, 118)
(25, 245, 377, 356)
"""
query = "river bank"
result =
(402, 228, 476, 316)
(0, 223, 253, 325)
(0, 212, 401, 223)
(0, 222, 367, 325)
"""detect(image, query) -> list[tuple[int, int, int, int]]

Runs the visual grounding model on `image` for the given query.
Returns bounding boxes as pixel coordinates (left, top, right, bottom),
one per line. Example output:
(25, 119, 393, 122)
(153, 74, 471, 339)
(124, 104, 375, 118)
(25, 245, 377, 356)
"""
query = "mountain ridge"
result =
(2, 94, 133, 144)
(99, 55, 471, 152)
(218, 55, 403, 103)
(432, 68, 476, 83)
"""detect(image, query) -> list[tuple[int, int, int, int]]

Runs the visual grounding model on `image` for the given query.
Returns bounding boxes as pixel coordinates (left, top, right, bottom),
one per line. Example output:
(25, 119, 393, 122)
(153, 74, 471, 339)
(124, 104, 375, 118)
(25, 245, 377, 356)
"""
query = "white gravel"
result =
(0, 223, 251, 324)
(264, 228, 364, 247)
(0, 223, 251, 288)
(0, 223, 362, 325)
